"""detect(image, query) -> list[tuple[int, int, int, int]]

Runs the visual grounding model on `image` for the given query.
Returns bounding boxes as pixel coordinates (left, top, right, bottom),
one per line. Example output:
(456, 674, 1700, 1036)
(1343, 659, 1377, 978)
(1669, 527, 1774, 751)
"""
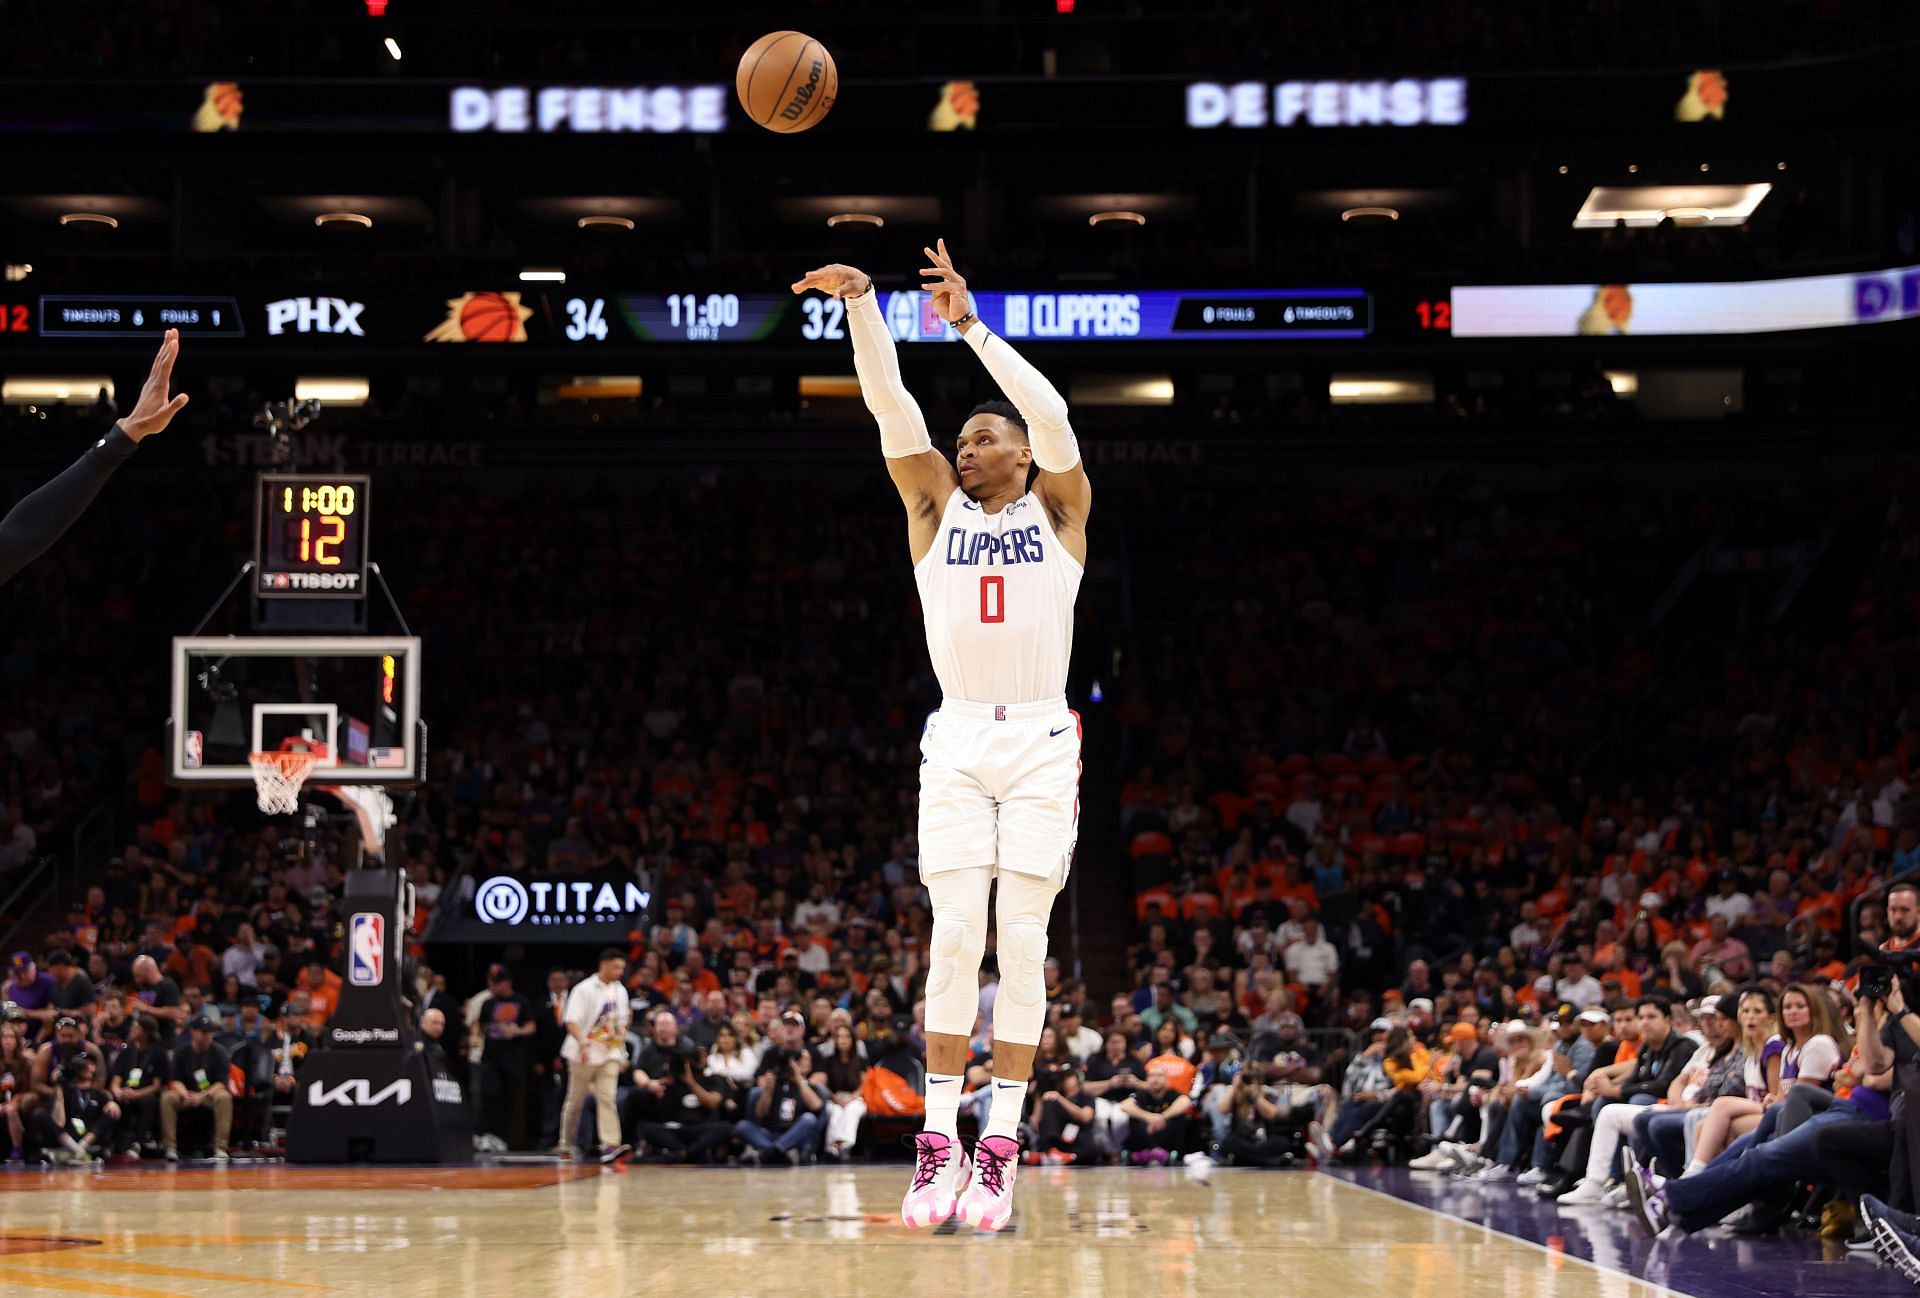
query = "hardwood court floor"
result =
(0, 1163, 1695, 1298)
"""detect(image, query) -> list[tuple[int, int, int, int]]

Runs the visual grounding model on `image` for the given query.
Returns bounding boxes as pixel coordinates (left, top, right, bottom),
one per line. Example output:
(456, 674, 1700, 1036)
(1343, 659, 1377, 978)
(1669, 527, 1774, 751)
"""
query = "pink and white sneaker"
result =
(900, 1133, 972, 1228)
(956, 1135, 1021, 1232)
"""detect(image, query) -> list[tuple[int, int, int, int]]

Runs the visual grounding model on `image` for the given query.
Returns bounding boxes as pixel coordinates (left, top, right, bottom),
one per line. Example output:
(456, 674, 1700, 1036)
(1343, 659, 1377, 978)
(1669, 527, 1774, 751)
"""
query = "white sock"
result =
(984, 1079, 1028, 1143)
(924, 1073, 963, 1140)
(1682, 1159, 1705, 1178)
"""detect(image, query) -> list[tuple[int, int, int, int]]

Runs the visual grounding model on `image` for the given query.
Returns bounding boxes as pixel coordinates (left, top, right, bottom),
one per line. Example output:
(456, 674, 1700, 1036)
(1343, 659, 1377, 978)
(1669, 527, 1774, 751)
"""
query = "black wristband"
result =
(951, 311, 976, 329)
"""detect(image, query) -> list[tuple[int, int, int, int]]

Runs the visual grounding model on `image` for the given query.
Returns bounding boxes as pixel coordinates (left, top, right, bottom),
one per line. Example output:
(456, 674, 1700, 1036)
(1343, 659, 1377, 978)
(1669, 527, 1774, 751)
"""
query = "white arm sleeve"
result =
(960, 324, 1079, 473)
(845, 291, 932, 459)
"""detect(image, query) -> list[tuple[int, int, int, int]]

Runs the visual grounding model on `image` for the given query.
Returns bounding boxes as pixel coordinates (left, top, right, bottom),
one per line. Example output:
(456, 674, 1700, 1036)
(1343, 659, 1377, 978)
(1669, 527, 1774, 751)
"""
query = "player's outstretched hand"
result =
(121, 328, 189, 442)
(919, 238, 970, 323)
(791, 264, 872, 300)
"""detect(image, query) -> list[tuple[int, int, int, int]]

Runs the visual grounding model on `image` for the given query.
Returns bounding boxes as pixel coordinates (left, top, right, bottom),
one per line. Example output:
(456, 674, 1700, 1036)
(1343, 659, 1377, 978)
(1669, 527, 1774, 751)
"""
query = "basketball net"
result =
(248, 742, 327, 815)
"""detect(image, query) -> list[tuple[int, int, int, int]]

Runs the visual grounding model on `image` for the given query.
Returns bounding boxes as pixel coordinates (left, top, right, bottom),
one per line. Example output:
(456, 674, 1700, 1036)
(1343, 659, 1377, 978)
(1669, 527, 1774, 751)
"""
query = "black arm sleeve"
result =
(0, 424, 138, 588)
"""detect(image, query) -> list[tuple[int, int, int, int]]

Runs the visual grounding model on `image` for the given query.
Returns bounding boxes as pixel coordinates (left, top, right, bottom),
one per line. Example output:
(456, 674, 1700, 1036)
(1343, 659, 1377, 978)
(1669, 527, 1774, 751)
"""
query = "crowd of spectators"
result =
(1, 396, 1915, 1196)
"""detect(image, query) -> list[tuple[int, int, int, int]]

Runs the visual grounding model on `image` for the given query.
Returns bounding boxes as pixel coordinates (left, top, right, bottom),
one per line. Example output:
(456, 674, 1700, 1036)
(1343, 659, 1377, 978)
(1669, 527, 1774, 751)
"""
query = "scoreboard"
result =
(0, 285, 1464, 346)
(255, 474, 370, 598)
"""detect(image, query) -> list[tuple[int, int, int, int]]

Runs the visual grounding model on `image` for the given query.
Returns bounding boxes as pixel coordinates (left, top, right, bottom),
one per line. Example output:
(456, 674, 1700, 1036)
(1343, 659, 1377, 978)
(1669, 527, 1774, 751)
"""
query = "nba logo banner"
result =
(349, 913, 384, 986)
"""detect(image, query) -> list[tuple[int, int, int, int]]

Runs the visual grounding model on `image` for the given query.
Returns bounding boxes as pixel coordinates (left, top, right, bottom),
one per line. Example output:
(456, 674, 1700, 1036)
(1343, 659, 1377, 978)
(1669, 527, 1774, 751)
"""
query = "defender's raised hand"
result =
(120, 328, 190, 442)
(791, 264, 872, 300)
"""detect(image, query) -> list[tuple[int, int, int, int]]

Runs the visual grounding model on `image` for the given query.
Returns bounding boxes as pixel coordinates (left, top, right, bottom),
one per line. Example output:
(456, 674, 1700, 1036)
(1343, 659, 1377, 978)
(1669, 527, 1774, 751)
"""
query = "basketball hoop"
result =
(315, 781, 397, 859)
(248, 743, 327, 815)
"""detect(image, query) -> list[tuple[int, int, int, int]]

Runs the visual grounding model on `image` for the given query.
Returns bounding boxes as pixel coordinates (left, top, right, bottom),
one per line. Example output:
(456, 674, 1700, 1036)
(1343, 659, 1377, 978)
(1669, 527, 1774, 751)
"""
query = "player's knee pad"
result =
(991, 911, 1050, 1044)
(924, 905, 987, 1038)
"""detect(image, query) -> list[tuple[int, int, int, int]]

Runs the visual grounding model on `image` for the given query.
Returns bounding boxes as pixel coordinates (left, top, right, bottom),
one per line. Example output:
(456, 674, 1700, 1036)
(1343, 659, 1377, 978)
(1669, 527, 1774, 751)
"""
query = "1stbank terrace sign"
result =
(1186, 78, 1468, 128)
(450, 85, 727, 133)
(474, 876, 652, 927)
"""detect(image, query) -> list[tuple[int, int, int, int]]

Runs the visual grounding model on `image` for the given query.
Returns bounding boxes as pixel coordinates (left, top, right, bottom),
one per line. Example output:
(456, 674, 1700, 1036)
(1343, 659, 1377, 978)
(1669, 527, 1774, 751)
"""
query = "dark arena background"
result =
(0, 1, 1916, 1295)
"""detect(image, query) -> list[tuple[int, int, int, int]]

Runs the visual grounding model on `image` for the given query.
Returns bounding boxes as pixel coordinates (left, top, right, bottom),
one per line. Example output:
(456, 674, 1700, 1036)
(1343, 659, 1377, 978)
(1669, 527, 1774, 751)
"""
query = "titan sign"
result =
(473, 876, 652, 927)
(1186, 78, 1468, 127)
(449, 85, 727, 132)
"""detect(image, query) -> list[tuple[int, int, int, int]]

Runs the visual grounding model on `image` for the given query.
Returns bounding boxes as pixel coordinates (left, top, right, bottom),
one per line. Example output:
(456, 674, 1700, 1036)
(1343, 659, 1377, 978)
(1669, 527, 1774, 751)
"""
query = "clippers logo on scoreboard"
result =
(265, 297, 366, 336)
(348, 912, 384, 986)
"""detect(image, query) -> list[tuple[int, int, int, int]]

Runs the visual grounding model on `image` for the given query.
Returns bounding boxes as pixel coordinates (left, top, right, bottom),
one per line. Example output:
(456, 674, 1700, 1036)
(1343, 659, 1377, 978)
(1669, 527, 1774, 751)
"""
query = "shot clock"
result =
(255, 473, 370, 598)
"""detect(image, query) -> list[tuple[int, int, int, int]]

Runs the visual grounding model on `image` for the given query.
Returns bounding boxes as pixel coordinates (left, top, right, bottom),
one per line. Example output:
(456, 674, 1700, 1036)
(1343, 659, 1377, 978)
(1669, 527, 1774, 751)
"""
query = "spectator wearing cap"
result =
(473, 965, 537, 1152)
(736, 1039, 828, 1166)
(1327, 1019, 1394, 1151)
(30, 1050, 117, 1165)
(4, 952, 55, 1040)
(1484, 1005, 1601, 1182)
(1055, 1001, 1102, 1063)
(160, 1013, 232, 1163)
(1194, 1031, 1247, 1147)
(29, 1013, 106, 1120)
(1555, 956, 1604, 1010)
(1422, 1022, 1498, 1148)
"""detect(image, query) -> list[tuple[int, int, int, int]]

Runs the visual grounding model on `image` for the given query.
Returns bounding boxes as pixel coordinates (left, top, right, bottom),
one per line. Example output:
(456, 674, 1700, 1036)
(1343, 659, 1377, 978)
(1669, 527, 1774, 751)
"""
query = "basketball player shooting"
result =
(0, 328, 188, 588)
(793, 240, 1090, 1232)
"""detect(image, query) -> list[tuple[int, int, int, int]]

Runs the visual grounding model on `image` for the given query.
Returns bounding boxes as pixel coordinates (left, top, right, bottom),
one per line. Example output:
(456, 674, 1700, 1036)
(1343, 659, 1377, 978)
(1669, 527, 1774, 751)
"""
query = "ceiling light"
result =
(1603, 370, 1639, 397)
(1574, 184, 1771, 229)
(1626, 164, 1639, 174)
(799, 375, 862, 400)
(293, 377, 370, 406)
(1340, 206, 1400, 222)
(1557, 165, 1569, 175)
(1329, 374, 1435, 405)
(3, 377, 115, 405)
(1069, 375, 1175, 407)
(556, 376, 643, 400)
(314, 211, 373, 229)
(58, 212, 118, 228)
(1699, 162, 1710, 172)
(518, 268, 567, 283)
(1088, 210, 1147, 226)
(1777, 161, 1787, 170)
(826, 212, 885, 228)
(384, 37, 403, 60)
(3, 264, 29, 282)
(577, 215, 636, 230)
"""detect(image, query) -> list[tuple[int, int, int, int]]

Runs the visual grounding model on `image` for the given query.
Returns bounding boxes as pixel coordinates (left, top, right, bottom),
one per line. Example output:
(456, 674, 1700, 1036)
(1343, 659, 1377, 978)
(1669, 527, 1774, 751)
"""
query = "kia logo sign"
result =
(307, 1078, 412, 1108)
(1187, 78, 1467, 128)
(474, 876, 651, 927)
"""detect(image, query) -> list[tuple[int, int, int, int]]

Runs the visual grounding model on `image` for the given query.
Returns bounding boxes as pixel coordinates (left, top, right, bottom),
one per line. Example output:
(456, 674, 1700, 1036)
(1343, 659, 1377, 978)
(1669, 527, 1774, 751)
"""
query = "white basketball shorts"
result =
(917, 696, 1081, 884)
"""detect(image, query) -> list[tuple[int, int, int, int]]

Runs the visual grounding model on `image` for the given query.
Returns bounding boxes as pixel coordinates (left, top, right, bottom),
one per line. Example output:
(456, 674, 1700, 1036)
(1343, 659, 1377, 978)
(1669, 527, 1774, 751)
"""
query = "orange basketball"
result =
(461, 292, 523, 343)
(737, 30, 837, 133)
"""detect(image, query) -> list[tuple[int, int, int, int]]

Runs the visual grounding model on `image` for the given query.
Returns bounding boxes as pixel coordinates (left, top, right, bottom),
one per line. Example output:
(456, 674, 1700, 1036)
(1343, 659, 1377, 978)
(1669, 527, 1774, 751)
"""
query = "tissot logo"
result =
(307, 1078, 412, 1107)
(265, 297, 366, 336)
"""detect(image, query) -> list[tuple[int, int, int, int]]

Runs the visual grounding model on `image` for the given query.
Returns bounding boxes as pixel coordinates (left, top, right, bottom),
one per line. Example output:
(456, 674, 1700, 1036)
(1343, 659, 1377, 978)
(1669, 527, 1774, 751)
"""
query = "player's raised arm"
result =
(791, 264, 958, 543)
(0, 328, 188, 589)
(920, 240, 1090, 534)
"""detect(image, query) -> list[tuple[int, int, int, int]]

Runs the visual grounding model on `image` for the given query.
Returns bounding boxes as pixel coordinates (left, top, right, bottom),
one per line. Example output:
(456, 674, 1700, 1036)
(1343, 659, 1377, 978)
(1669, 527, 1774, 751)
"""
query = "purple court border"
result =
(1318, 1165, 1914, 1298)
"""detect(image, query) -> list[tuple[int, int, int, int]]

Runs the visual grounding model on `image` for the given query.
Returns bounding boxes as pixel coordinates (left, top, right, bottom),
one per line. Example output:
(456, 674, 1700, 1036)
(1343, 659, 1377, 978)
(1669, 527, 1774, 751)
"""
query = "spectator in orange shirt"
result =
(296, 961, 340, 1027)
(163, 934, 215, 994)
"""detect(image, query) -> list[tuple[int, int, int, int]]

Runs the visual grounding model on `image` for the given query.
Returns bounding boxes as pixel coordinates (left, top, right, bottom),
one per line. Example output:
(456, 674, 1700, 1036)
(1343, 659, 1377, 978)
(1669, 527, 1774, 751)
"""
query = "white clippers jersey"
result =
(913, 488, 1083, 705)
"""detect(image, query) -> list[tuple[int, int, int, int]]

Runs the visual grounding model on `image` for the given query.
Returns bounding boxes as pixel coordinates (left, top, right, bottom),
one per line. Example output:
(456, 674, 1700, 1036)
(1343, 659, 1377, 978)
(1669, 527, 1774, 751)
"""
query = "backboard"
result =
(170, 635, 423, 785)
